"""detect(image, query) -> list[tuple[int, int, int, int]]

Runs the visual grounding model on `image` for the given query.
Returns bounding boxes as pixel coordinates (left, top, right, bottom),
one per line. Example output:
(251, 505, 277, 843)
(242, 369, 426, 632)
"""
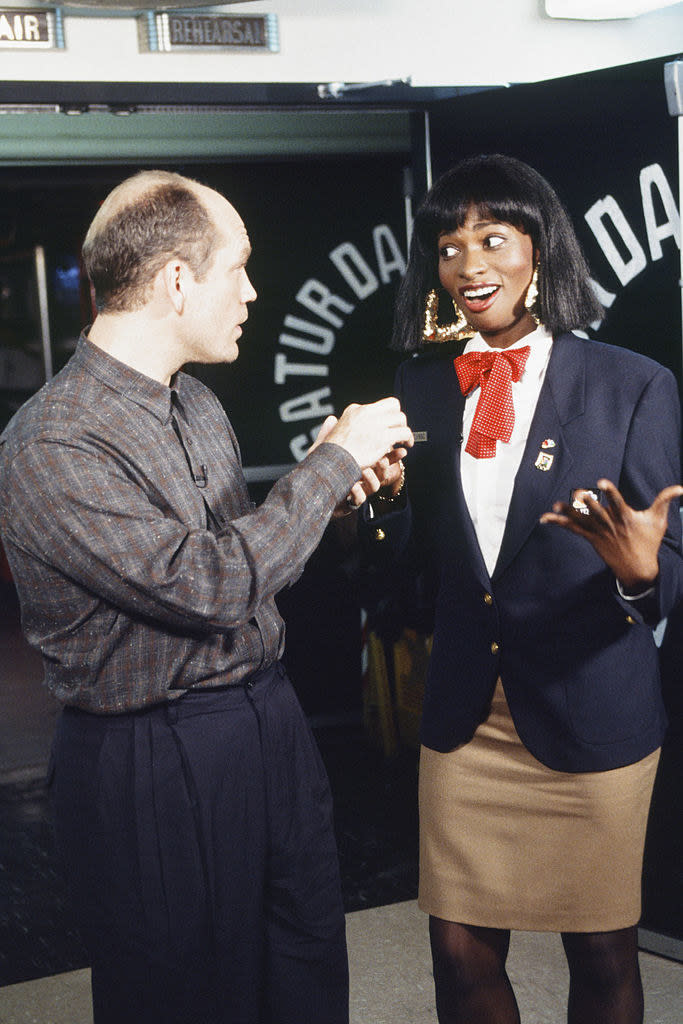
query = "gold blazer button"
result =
(374, 528, 386, 542)
(490, 641, 500, 655)
(483, 592, 493, 606)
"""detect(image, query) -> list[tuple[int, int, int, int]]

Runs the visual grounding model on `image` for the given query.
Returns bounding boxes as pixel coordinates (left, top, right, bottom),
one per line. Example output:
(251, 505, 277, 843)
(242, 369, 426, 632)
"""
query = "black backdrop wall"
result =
(194, 156, 409, 468)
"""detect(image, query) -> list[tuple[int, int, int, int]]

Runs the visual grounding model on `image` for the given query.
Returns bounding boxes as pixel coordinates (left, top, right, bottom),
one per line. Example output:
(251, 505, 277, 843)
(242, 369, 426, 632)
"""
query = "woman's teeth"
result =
(463, 286, 498, 299)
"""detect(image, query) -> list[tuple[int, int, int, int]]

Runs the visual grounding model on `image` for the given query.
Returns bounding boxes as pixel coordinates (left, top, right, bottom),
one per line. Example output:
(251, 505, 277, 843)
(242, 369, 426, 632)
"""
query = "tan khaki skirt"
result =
(418, 679, 660, 932)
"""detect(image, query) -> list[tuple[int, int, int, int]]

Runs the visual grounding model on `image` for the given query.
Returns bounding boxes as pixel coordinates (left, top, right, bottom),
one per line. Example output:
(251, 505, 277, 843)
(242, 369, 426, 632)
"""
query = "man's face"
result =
(181, 188, 257, 366)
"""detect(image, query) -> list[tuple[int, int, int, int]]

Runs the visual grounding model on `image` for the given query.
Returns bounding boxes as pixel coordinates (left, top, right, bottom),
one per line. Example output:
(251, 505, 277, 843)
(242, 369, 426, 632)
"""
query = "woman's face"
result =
(437, 206, 537, 349)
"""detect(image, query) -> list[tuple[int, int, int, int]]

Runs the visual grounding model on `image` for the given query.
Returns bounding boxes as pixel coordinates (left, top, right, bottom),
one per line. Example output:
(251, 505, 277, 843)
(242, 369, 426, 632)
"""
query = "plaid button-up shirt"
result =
(0, 336, 359, 713)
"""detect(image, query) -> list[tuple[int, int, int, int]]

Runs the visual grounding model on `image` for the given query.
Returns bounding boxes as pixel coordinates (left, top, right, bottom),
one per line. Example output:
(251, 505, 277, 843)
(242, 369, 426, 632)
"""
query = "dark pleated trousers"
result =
(50, 663, 349, 1024)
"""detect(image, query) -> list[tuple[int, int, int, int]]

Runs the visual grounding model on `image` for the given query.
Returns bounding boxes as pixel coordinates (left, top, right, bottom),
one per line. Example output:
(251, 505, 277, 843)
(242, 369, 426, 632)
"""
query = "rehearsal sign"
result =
(0, 7, 64, 48)
(138, 11, 279, 53)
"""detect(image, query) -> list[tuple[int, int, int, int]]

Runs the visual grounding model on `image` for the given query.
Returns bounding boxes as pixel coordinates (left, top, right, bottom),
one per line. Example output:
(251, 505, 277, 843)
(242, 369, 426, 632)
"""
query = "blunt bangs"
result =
(415, 160, 544, 254)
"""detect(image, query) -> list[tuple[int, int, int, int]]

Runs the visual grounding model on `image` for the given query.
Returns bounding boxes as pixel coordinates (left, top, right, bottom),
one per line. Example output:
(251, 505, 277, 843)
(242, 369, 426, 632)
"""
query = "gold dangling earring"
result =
(422, 290, 475, 343)
(524, 265, 542, 326)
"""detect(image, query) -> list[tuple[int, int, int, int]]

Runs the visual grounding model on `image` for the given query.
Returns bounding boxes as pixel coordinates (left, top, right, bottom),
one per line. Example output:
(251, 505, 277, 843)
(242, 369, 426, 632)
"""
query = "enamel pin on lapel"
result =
(413, 431, 428, 443)
(535, 438, 556, 471)
(570, 488, 604, 515)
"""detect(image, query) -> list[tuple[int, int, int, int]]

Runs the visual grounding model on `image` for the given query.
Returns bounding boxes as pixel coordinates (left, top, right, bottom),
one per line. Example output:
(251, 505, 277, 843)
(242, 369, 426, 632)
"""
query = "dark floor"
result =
(0, 725, 419, 988)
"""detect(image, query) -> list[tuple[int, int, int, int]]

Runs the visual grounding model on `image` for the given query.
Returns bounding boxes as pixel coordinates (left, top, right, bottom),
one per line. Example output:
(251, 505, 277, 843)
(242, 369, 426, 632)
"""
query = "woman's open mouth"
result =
(460, 284, 500, 313)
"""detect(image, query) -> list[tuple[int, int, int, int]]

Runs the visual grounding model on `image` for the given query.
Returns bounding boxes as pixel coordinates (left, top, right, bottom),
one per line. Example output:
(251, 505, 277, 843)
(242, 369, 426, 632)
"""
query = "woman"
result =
(365, 154, 682, 1023)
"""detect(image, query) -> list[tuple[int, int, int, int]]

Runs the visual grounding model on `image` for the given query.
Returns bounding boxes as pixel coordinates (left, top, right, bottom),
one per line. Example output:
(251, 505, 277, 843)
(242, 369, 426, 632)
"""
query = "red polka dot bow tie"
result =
(454, 346, 531, 458)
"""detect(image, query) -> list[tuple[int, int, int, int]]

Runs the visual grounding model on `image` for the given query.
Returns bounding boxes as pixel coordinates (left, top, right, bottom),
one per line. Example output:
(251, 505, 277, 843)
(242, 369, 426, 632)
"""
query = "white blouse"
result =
(460, 326, 554, 576)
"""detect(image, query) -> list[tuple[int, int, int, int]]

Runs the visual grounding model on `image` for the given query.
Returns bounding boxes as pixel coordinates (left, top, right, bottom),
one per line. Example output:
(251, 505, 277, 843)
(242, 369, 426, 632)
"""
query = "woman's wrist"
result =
(374, 461, 405, 503)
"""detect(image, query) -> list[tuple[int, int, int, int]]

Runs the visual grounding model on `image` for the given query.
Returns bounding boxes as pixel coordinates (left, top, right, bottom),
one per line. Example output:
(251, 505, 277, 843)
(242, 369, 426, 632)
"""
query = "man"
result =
(0, 170, 412, 1024)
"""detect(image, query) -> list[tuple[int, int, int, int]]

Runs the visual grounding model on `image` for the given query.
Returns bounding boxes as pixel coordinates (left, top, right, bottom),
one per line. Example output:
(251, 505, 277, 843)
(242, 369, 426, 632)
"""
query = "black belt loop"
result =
(244, 660, 283, 694)
(166, 701, 180, 724)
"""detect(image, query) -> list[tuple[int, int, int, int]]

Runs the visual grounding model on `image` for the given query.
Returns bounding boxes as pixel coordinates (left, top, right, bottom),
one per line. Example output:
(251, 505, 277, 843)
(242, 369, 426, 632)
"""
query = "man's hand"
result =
(314, 398, 413, 468)
(310, 398, 412, 513)
(540, 478, 683, 592)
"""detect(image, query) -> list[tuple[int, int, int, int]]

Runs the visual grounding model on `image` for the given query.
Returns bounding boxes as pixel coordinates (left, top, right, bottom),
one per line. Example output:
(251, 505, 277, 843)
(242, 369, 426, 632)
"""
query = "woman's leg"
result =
(561, 926, 644, 1024)
(429, 916, 521, 1024)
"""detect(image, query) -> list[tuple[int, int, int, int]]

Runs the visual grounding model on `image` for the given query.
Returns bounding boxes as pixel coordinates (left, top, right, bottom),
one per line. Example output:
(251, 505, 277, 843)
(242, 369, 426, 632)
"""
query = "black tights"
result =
(429, 917, 644, 1024)
(562, 928, 644, 1024)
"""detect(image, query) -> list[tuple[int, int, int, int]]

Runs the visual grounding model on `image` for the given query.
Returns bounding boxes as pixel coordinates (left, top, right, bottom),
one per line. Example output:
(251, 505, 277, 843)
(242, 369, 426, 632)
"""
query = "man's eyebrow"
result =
(229, 241, 251, 269)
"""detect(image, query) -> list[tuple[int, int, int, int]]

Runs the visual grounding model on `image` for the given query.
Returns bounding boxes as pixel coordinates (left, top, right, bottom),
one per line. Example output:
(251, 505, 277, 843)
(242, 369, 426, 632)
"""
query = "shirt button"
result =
(374, 528, 386, 542)
(490, 641, 500, 655)
(186, 438, 193, 446)
(483, 592, 493, 606)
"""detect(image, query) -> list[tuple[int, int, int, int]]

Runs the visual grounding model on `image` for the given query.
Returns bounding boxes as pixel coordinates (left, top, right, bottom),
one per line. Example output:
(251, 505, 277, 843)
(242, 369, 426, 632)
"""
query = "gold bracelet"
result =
(374, 461, 405, 503)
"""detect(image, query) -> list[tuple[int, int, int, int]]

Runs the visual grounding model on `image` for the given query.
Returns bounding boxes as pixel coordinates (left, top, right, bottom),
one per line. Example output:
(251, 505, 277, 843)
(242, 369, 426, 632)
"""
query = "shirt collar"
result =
(464, 325, 553, 380)
(74, 331, 181, 426)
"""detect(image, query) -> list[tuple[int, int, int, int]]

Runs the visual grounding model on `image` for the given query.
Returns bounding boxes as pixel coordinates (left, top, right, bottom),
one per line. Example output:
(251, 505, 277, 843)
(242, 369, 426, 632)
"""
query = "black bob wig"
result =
(392, 153, 603, 352)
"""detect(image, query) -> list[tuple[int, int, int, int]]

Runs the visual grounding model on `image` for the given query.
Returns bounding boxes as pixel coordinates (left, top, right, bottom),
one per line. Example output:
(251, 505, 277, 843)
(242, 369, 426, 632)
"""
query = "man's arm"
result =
(2, 399, 412, 634)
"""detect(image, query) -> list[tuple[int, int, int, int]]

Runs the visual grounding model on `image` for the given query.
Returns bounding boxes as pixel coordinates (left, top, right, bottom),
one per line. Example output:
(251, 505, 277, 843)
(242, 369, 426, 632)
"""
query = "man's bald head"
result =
(82, 170, 224, 313)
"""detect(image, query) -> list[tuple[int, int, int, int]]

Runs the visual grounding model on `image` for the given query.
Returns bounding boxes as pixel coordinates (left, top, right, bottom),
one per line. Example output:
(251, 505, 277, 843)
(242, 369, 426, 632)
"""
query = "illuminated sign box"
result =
(138, 11, 279, 53)
(0, 7, 64, 48)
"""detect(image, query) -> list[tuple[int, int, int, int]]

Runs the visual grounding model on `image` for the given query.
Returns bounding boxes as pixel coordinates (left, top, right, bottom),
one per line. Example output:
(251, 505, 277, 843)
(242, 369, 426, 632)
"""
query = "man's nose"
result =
(243, 271, 257, 303)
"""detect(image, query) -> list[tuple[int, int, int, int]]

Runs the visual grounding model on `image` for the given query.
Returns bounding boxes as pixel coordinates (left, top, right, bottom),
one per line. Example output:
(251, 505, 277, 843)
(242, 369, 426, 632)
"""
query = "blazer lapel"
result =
(449, 377, 491, 581)
(492, 334, 586, 581)
(440, 364, 492, 583)
(412, 355, 490, 583)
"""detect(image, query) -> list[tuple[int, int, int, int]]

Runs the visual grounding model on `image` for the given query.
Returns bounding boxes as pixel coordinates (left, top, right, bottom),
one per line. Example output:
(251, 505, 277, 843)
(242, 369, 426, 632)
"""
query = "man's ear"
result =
(161, 260, 188, 313)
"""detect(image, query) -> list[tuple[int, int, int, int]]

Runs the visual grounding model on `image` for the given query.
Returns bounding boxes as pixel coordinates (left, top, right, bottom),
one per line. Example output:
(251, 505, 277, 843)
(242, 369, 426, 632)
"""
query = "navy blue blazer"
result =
(369, 332, 682, 772)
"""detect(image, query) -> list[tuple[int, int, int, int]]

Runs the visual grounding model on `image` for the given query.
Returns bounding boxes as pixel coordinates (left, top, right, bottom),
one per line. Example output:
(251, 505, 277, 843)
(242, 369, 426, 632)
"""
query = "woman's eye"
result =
(439, 244, 459, 259)
(484, 234, 506, 249)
